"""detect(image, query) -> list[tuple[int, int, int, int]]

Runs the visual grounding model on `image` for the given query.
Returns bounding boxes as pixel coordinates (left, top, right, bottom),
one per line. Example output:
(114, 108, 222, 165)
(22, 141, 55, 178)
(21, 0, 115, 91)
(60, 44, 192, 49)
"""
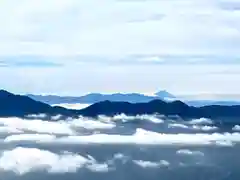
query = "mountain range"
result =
(2, 89, 240, 120)
(27, 90, 176, 104)
(27, 91, 240, 107)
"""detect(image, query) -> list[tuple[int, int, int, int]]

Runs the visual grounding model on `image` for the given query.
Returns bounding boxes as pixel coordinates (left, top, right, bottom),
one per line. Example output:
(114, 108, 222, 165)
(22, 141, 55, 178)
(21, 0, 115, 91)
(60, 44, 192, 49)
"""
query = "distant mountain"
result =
(185, 100, 240, 107)
(78, 93, 157, 103)
(2, 90, 240, 120)
(27, 93, 161, 104)
(155, 90, 176, 100)
(28, 92, 240, 107)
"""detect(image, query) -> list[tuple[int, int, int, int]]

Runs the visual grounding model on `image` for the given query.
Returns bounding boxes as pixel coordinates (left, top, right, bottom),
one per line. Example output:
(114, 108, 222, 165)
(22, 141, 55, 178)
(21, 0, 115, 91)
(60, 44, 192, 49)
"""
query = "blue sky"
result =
(0, 0, 240, 96)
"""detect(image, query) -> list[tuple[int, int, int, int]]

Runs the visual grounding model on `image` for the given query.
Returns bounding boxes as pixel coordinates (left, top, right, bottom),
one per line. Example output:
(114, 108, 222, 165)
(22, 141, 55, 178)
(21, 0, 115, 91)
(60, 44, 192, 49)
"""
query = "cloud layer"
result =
(0, 114, 238, 176)
(0, 147, 109, 175)
(133, 160, 170, 168)
(0, 115, 238, 147)
(1, 0, 240, 95)
(5, 130, 240, 147)
(0, 0, 239, 56)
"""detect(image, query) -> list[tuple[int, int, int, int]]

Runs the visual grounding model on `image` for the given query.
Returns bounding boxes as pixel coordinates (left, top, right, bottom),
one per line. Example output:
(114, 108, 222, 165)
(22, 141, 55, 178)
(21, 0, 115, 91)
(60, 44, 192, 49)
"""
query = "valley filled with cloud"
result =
(0, 113, 239, 179)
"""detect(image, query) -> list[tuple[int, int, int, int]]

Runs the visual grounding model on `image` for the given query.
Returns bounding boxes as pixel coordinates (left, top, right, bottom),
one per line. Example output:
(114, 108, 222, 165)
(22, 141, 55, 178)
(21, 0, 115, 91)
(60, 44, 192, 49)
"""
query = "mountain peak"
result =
(0, 89, 14, 97)
(154, 90, 175, 99)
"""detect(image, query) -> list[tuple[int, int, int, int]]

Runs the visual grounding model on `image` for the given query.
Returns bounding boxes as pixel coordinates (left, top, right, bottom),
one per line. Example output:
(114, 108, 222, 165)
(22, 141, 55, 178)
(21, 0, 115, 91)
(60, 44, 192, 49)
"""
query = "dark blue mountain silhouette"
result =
(27, 93, 161, 104)
(0, 90, 78, 117)
(27, 92, 240, 107)
(79, 100, 240, 120)
(2, 90, 240, 120)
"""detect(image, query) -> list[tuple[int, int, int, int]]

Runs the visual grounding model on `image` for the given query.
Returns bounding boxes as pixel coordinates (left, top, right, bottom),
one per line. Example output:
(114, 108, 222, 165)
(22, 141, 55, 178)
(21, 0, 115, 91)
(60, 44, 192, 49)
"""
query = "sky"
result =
(0, 0, 240, 96)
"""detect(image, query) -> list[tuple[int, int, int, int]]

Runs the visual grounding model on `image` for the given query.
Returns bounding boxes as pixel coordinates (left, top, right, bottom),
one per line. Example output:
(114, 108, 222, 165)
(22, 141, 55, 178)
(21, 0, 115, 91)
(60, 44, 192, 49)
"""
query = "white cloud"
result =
(159, 160, 170, 167)
(113, 153, 126, 160)
(68, 117, 116, 130)
(188, 118, 213, 125)
(0, 117, 116, 136)
(0, 0, 240, 95)
(4, 128, 240, 147)
(0, 147, 108, 175)
(215, 140, 234, 147)
(232, 125, 240, 131)
(0, 117, 75, 135)
(168, 123, 189, 129)
(53, 103, 91, 110)
(0, 127, 23, 134)
(133, 160, 170, 168)
(176, 149, 204, 156)
(101, 114, 164, 124)
(168, 122, 218, 131)
(111, 153, 129, 164)
(112, 153, 128, 161)
(86, 163, 110, 173)
(0, 0, 239, 57)
(192, 125, 218, 131)
(4, 134, 56, 143)
(27, 114, 47, 119)
(0, 116, 238, 147)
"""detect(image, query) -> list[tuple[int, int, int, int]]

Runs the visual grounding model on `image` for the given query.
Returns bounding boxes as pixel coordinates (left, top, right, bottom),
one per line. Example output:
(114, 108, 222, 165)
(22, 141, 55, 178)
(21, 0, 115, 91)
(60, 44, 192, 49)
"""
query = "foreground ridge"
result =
(1, 90, 240, 120)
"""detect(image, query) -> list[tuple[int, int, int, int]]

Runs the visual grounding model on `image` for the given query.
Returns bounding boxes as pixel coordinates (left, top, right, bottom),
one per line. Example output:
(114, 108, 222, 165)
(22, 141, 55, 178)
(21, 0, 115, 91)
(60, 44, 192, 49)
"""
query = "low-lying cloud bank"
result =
(96, 114, 164, 124)
(233, 125, 240, 131)
(0, 117, 116, 135)
(0, 114, 235, 175)
(192, 125, 218, 131)
(0, 118, 75, 135)
(0, 115, 237, 147)
(3, 128, 240, 147)
(168, 123, 218, 132)
(188, 118, 213, 125)
(176, 149, 204, 156)
(0, 114, 165, 135)
(133, 160, 170, 168)
(53, 103, 91, 110)
(0, 115, 220, 136)
(168, 123, 189, 129)
(0, 147, 110, 175)
(0, 148, 170, 175)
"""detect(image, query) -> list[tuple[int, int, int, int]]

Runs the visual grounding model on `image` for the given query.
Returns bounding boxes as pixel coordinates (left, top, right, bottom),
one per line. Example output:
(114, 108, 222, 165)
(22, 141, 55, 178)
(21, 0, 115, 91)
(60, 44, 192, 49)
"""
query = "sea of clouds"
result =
(0, 113, 239, 179)
(0, 115, 238, 146)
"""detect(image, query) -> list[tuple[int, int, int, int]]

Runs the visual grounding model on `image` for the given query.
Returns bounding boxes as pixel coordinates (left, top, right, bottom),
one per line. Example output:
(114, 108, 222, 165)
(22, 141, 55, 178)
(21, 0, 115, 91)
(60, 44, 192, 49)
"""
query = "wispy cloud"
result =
(176, 149, 204, 156)
(133, 160, 170, 168)
(0, 0, 239, 94)
(0, 0, 239, 57)
(0, 56, 62, 68)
